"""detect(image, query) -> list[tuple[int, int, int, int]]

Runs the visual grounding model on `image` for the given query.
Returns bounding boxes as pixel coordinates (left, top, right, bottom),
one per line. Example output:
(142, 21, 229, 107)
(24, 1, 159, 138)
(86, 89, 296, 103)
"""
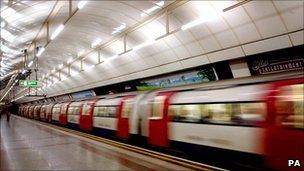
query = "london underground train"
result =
(20, 77, 303, 170)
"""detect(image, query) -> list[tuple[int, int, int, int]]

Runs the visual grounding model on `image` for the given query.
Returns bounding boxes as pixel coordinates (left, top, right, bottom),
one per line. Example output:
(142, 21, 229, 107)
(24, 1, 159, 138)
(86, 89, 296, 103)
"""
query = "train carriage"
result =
(91, 98, 122, 137)
(51, 103, 62, 124)
(66, 101, 83, 129)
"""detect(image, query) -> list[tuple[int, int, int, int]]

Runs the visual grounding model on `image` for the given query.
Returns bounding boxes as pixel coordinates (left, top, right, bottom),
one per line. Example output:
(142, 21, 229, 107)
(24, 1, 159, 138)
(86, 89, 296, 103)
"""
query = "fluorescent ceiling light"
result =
(141, 3, 163, 17)
(111, 23, 126, 35)
(28, 61, 33, 67)
(145, 6, 160, 14)
(50, 24, 64, 40)
(59, 64, 64, 69)
(155, 1, 165, 6)
(91, 38, 102, 48)
(181, 18, 208, 30)
(133, 39, 156, 50)
(36, 47, 45, 57)
(78, 1, 88, 9)
(86, 64, 95, 70)
(181, 6, 220, 31)
(22, 70, 27, 74)
(71, 71, 79, 77)
(1, 21, 5, 28)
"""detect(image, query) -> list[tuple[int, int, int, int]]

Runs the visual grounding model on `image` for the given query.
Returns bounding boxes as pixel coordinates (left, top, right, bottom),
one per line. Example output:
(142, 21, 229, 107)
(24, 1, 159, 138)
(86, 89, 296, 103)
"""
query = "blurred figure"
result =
(6, 111, 10, 122)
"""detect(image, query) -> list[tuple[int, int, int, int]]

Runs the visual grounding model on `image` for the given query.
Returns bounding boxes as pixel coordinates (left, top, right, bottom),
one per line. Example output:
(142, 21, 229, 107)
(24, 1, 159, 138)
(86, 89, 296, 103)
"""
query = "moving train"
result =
(18, 77, 303, 170)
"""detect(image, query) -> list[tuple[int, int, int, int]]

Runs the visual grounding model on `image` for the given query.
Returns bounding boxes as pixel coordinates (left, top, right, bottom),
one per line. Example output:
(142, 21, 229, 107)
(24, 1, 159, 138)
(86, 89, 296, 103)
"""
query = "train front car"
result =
(148, 84, 270, 169)
(66, 101, 83, 130)
(264, 79, 304, 170)
(79, 100, 97, 131)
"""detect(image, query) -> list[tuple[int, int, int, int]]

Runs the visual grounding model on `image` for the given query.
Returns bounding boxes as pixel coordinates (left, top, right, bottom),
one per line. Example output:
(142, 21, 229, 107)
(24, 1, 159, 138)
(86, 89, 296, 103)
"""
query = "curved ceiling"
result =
(0, 0, 303, 103)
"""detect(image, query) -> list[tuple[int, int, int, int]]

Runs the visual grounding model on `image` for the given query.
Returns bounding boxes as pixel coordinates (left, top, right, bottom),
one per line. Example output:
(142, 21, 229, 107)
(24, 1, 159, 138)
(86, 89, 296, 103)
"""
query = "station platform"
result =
(0, 116, 192, 171)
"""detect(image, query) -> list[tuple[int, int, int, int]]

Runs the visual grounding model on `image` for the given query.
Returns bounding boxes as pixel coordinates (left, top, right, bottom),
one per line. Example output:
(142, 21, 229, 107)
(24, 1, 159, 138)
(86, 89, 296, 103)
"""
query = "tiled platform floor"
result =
(1, 115, 189, 170)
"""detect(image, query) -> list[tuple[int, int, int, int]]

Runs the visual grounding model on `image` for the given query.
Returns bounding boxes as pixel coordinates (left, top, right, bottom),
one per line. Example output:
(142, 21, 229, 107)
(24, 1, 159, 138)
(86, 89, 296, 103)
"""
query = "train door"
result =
(117, 96, 134, 139)
(46, 104, 54, 122)
(40, 105, 46, 121)
(265, 79, 304, 170)
(59, 102, 70, 126)
(79, 100, 96, 131)
(29, 106, 35, 119)
(148, 92, 175, 147)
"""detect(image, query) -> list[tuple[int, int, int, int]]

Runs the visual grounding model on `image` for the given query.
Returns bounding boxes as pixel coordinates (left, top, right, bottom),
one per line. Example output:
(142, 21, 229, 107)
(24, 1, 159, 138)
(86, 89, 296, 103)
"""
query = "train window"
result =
(275, 84, 304, 129)
(68, 107, 81, 115)
(108, 107, 117, 117)
(82, 104, 92, 115)
(169, 105, 201, 122)
(94, 106, 107, 117)
(122, 99, 133, 118)
(169, 105, 180, 121)
(205, 104, 232, 123)
(46, 105, 53, 114)
(151, 96, 166, 119)
(231, 103, 266, 125)
(93, 106, 117, 118)
(52, 107, 61, 115)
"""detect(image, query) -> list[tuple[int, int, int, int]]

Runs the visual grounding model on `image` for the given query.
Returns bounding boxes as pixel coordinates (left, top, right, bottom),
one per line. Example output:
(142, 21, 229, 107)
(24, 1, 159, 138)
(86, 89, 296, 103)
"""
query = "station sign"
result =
(19, 80, 41, 88)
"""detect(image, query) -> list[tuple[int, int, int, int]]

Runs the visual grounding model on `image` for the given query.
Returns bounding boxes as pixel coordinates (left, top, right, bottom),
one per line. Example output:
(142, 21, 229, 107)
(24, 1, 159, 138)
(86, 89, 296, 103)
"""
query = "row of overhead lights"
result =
(22, 1, 88, 75)
(42, 1, 167, 80)
(42, 1, 221, 88)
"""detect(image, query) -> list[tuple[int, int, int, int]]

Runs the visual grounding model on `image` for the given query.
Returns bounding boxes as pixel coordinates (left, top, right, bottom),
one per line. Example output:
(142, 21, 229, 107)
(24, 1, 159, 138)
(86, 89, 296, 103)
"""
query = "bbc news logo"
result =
(288, 160, 301, 167)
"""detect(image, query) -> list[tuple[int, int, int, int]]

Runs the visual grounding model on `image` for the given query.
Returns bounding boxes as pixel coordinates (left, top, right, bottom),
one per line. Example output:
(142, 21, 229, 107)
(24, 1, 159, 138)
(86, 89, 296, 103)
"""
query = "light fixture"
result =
(155, 1, 165, 6)
(1, 21, 5, 28)
(59, 64, 64, 69)
(36, 47, 45, 57)
(91, 38, 102, 48)
(181, 18, 208, 30)
(50, 24, 64, 40)
(28, 61, 33, 67)
(111, 23, 126, 35)
(22, 70, 27, 74)
(77, 1, 88, 9)
(141, 1, 164, 17)
(133, 39, 156, 50)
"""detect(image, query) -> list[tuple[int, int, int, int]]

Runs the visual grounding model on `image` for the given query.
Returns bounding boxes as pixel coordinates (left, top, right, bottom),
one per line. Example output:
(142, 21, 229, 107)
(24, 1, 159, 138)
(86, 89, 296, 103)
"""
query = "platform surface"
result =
(1, 116, 189, 170)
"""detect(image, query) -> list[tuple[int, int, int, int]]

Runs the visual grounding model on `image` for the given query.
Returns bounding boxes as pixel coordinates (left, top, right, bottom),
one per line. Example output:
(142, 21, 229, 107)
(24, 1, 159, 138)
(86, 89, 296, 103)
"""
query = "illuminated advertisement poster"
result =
(137, 66, 216, 90)
(247, 46, 303, 75)
(71, 90, 96, 100)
